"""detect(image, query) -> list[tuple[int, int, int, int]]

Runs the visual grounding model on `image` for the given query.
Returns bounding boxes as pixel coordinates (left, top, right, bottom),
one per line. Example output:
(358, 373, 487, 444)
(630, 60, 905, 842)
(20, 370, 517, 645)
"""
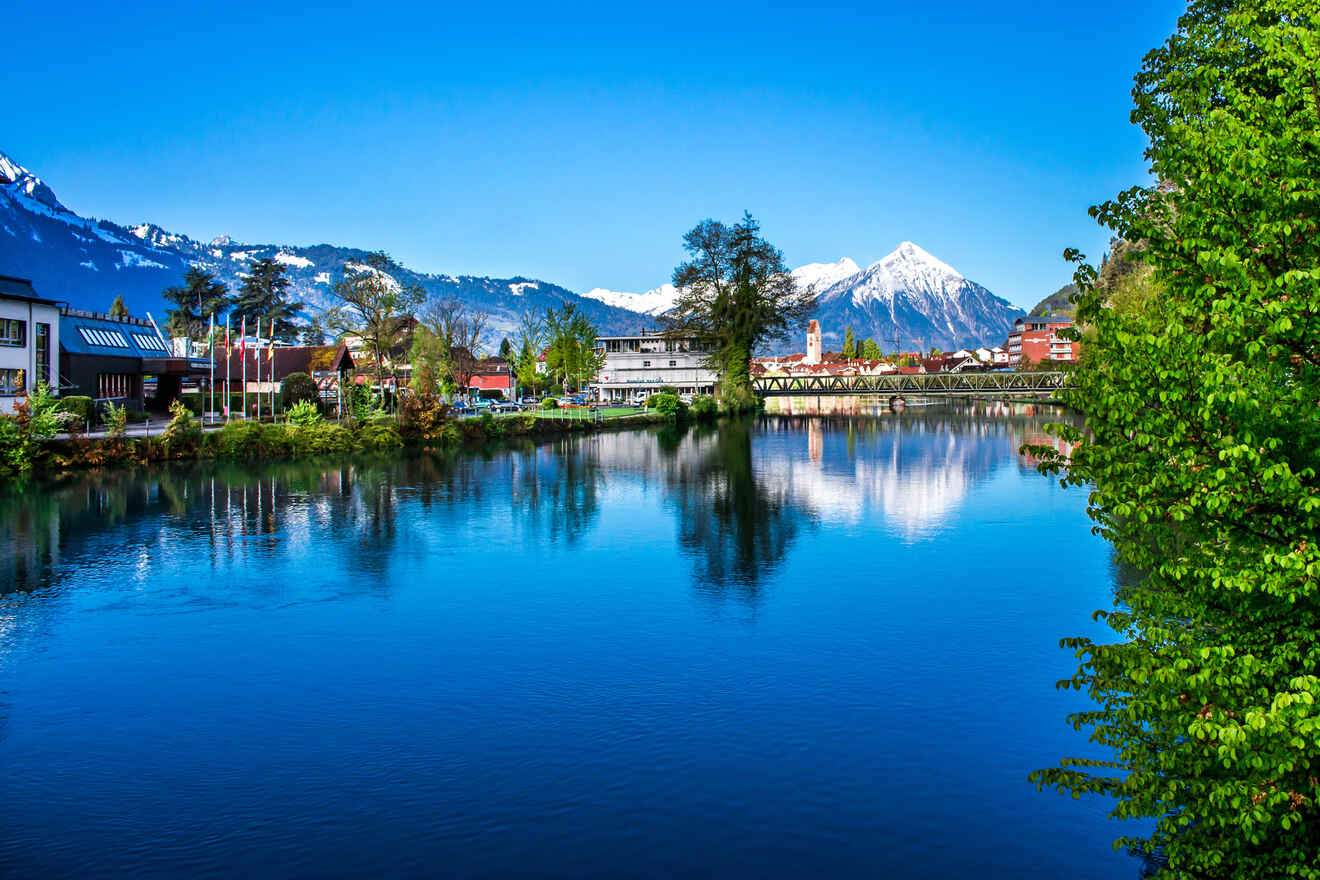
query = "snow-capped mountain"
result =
(582, 247, 1020, 352)
(580, 282, 679, 317)
(791, 257, 861, 295)
(0, 148, 1021, 352)
(810, 242, 1023, 351)
(0, 149, 649, 341)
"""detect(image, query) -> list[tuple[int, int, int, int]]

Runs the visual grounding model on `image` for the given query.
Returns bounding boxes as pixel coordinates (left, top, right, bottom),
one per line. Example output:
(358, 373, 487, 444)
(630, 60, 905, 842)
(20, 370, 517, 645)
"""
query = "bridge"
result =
(752, 370, 1072, 397)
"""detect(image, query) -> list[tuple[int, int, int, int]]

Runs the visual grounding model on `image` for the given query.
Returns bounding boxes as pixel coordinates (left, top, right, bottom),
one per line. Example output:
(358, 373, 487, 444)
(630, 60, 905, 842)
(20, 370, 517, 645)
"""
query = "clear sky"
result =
(9, 0, 1186, 309)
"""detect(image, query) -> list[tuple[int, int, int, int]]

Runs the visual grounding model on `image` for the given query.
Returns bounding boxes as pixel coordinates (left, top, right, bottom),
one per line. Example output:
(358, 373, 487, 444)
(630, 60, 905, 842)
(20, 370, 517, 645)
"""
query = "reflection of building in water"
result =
(808, 419, 822, 461)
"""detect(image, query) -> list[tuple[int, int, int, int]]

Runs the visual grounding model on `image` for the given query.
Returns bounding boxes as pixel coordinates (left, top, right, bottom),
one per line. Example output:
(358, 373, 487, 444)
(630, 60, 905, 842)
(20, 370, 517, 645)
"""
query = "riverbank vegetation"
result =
(1029, 2, 1320, 875)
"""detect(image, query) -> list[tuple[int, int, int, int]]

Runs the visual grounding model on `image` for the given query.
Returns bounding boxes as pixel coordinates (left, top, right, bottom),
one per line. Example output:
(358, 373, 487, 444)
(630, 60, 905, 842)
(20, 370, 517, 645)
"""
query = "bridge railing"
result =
(751, 371, 1072, 396)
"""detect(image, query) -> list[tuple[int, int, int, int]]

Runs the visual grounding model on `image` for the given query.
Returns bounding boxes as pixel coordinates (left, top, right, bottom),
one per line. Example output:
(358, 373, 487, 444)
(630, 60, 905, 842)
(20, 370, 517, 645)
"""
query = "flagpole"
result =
(256, 318, 262, 423)
(241, 316, 248, 420)
(225, 316, 231, 423)
(208, 313, 214, 425)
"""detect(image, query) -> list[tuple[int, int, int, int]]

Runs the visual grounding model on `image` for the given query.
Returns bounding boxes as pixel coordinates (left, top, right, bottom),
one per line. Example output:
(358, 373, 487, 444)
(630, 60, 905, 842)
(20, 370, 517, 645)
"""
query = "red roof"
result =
(469, 373, 514, 392)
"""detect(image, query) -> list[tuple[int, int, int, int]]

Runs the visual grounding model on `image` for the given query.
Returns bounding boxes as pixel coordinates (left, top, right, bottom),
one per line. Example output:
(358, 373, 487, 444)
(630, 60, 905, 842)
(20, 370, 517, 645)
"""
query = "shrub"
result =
(177, 393, 205, 416)
(355, 419, 403, 452)
(285, 399, 323, 427)
(161, 399, 202, 454)
(690, 394, 717, 421)
(0, 385, 63, 477)
(101, 401, 127, 439)
(540, 398, 559, 410)
(646, 392, 686, 419)
(57, 395, 96, 426)
(280, 372, 320, 411)
(212, 421, 268, 459)
(397, 391, 449, 445)
(125, 408, 148, 424)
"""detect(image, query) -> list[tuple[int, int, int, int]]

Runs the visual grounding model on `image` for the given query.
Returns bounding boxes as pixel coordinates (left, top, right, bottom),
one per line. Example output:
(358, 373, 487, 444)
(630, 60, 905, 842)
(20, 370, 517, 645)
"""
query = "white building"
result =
(0, 276, 61, 414)
(592, 330, 718, 403)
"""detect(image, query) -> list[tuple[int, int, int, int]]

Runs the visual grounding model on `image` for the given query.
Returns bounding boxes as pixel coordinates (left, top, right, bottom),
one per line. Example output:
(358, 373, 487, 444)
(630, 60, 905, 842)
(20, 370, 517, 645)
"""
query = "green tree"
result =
(413, 298, 489, 399)
(841, 326, 856, 360)
(108, 294, 129, 318)
(498, 337, 513, 360)
(1029, 3, 1320, 875)
(325, 252, 425, 401)
(514, 309, 546, 396)
(669, 213, 814, 410)
(862, 338, 882, 361)
(162, 268, 229, 340)
(543, 303, 605, 393)
(233, 258, 305, 341)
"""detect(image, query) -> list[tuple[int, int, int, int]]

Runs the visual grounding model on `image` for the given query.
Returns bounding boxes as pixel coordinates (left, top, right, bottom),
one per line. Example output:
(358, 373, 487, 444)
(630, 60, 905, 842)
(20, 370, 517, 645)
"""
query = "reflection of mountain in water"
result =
(757, 403, 1077, 537)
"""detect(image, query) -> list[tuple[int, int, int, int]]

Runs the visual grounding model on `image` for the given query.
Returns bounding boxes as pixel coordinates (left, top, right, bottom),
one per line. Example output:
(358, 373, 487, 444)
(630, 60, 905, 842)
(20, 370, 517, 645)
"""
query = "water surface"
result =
(0, 405, 1129, 878)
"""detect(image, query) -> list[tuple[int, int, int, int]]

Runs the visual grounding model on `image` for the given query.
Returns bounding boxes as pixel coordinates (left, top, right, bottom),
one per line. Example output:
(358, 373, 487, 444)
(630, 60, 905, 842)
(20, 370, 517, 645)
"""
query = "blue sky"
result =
(10, 0, 1185, 308)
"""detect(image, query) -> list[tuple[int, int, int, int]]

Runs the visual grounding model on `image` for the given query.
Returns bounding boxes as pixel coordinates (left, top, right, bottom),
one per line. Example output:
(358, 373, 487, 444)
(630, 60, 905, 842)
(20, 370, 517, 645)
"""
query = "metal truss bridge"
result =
(751, 371, 1072, 397)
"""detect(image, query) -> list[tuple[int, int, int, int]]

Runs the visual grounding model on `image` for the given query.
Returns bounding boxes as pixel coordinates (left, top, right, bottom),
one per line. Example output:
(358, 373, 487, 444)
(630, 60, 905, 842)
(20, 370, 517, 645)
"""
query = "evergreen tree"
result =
(299, 316, 326, 346)
(842, 326, 856, 360)
(233, 258, 305, 342)
(108, 294, 129, 318)
(498, 337, 513, 360)
(162, 268, 229, 340)
(1031, 2, 1320, 874)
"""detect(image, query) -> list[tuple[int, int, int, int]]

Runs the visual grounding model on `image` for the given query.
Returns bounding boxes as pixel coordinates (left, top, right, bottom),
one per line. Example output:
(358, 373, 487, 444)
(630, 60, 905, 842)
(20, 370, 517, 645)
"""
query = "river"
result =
(0, 403, 1134, 878)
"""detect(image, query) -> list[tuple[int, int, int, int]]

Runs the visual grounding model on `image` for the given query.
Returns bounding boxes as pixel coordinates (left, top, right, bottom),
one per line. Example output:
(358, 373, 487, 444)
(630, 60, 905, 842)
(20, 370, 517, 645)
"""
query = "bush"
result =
(161, 399, 202, 455)
(57, 395, 95, 426)
(177, 393, 204, 416)
(540, 398, 559, 410)
(280, 372, 320, 411)
(646, 392, 686, 419)
(355, 419, 403, 452)
(690, 394, 717, 420)
(285, 399, 323, 427)
(125, 408, 148, 424)
(101, 401, 127, 439)
(398, 391, 449, 445)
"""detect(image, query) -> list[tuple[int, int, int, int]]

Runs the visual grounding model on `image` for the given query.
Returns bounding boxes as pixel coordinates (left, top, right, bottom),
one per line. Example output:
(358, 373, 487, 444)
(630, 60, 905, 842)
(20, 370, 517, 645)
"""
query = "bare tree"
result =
(416, 297, 489, 398)
(324, 252, 424, 401)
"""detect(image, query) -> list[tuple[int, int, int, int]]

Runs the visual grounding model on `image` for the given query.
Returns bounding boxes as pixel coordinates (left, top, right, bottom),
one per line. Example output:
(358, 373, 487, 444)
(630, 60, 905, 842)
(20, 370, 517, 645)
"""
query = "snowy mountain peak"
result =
(792, 257, 861, 294)
(581, 283, 679, 317)
(0, 150, 68, 213)
(874, 241, 962, 280)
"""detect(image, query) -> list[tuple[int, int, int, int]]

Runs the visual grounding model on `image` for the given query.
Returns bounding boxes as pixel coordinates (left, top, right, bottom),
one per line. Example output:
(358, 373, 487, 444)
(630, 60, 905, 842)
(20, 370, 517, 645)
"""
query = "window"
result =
(35, 323, 49, 388)
(77, 327, 129, 348)
(0, 318, 25, 347)
(668, 360, 677, 367)
(0, 369, 25, 395)
(98, 373, 135, 399)
(642, 360, 651, 367)
(132, 333, 168, 352)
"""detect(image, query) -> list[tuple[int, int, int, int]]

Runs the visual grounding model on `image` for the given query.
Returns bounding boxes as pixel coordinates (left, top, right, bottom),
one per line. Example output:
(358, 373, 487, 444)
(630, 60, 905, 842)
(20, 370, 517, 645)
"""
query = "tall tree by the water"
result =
(326, 252, 425, 399)
(1030, 1, 1320, 875)
(233, 258, 305, 342)
(668, 213, 814, 409)
(162, 268, 229, 340)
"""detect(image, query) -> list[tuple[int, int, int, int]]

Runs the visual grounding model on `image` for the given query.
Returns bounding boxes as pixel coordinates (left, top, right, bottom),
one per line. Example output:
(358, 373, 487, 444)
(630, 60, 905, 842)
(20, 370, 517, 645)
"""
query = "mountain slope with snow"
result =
(0, 149, 649, 341)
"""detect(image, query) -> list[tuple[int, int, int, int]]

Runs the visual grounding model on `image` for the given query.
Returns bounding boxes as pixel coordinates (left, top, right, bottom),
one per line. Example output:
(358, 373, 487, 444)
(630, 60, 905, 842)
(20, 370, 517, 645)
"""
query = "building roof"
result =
(60, 310, 170, 358)
(0, 275, 61, 306)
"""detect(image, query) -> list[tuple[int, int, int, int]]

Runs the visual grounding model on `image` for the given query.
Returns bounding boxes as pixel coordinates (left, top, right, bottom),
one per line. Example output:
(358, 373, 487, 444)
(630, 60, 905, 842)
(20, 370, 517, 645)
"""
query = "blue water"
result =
(0, 407, 1134, 878)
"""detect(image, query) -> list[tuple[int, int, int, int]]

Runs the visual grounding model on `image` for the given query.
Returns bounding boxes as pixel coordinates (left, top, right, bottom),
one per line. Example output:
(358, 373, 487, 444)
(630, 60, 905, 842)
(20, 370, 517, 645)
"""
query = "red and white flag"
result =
(238, 316, 247, 357)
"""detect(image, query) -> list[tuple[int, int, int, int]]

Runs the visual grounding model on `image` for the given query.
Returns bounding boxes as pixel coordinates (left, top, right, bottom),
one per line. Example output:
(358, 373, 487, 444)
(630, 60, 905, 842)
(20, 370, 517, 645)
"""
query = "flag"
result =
(224, 318, 231, 361)
(206, 314, 215, 354)
(238, 316, 247, 357)
(267, 334, 276, 361)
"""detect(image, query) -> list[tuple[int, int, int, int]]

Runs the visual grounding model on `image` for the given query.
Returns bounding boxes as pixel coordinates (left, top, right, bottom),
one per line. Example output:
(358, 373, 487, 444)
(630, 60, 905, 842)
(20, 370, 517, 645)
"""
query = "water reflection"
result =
(0, 404, 1077, 602)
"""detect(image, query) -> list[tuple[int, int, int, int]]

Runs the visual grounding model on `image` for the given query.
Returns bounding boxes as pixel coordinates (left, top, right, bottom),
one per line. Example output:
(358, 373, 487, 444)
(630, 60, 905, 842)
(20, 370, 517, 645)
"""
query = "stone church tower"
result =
(805, 320, 822, 365)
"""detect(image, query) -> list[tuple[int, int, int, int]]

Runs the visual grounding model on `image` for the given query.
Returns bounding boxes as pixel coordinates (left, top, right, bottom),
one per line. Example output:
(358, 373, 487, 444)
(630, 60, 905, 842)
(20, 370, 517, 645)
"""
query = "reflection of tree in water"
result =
(506, 438, 603, 547)
(666, 420, 806, 603)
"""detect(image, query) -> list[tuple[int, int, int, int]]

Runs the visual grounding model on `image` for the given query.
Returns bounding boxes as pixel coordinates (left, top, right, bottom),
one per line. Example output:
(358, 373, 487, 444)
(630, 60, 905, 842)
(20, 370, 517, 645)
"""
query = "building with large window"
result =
(0, 276, 62, 414)
(592, 330, 718, 402)
(1005, 314, 1079, 366)
(60, 308, 208, 411)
